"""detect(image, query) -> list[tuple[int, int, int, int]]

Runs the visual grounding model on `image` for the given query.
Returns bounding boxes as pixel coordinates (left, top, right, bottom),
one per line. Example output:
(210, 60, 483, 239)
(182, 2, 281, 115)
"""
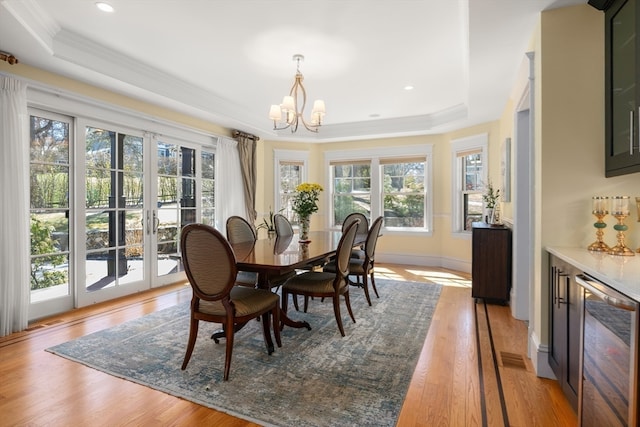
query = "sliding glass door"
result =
(29, 110, 74, 319)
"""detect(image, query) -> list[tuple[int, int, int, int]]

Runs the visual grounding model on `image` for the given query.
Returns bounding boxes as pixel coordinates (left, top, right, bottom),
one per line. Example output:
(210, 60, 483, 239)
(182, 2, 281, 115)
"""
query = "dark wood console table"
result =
(471, 222, 512, 303)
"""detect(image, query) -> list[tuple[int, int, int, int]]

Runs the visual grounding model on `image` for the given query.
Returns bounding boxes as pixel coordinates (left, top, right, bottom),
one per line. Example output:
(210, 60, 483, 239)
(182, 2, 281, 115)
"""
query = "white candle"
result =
(612, 196, 630, 215)
(592, 196, 608, 213)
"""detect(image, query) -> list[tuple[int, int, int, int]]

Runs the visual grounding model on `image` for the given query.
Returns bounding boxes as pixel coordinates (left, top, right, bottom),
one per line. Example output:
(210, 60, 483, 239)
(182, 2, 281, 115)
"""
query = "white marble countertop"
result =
(547, 246, 640, 302)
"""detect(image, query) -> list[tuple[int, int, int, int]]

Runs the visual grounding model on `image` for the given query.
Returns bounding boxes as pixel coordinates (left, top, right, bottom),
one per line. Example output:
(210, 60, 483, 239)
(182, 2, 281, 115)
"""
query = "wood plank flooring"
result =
(0, 264, 577, 426)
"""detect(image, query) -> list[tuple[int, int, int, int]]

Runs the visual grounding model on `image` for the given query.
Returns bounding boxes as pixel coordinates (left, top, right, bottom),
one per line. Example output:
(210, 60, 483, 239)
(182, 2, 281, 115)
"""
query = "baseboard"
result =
(376, 252, 471, 274)
(529, 329, 555, 379)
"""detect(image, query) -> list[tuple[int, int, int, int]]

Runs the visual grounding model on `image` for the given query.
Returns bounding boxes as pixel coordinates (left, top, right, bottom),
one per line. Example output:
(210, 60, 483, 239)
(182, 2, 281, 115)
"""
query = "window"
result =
(451, 134, 488, 234)
(274, 150, 308, 224)
(331, 161, 371, 226)
(325, 145, 432, 233)
(381, 159, 425, 228)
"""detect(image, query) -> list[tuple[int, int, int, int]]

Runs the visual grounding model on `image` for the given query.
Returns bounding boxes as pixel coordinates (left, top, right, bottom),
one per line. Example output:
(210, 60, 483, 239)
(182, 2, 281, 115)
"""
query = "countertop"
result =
(547, 246, 640, 302)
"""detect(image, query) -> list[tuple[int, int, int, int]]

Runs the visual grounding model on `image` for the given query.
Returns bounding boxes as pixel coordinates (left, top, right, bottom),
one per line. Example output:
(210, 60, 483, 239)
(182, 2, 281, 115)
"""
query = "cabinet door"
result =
(606, 0, 640, 176)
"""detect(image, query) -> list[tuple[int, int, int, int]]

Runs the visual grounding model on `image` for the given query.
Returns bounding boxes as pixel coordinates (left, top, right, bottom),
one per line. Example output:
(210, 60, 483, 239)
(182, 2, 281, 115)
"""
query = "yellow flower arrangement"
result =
(292, 182, 323, 218)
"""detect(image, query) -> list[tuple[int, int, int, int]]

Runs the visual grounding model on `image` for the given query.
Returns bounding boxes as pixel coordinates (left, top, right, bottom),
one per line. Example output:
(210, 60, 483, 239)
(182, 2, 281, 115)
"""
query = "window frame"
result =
(451, 133, 488, 238)
(273, 149, 309, 224)
(324, 144, 433, 235)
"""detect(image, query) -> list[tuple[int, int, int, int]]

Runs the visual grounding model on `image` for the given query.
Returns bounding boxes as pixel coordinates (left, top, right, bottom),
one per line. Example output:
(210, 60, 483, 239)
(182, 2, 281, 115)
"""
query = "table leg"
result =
(258, 272, 311, 331)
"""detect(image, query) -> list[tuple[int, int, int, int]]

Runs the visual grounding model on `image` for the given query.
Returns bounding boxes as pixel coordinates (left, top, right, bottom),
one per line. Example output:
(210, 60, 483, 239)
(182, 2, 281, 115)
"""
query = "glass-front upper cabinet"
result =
(606, 0, 640, 176)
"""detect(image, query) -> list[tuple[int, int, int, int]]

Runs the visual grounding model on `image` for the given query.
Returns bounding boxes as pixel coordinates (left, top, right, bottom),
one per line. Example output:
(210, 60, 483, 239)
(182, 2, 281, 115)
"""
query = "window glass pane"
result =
(464, 193, 483, 230)
(332, 162, 372, 227)
(334, 195, 371, 226)
(463, 153, 482, 191)
(201, 151, 215, 180)
(30, 114, 71, 302)
(279, 161, 303, 221)
(383, 194, 425, 227)
(30, 117, 69, 164)
(382, 161, 426, 228)
(157, 143, 178, 175)
(30, 164, 69, 209)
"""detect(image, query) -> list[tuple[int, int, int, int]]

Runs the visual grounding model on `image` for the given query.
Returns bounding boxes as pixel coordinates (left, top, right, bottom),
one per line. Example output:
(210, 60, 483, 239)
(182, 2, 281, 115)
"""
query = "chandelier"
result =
(269, 54, 326, 133)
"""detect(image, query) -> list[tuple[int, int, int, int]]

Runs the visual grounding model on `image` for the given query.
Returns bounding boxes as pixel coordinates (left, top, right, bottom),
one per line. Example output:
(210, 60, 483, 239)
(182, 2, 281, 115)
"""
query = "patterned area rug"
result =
(47, 279, 441, 427)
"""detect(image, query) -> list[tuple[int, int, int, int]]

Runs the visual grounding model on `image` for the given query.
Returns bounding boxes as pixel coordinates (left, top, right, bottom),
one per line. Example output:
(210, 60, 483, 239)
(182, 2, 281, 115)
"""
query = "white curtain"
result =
(216, 137, 248, 237)
(0, 76, 30, 336)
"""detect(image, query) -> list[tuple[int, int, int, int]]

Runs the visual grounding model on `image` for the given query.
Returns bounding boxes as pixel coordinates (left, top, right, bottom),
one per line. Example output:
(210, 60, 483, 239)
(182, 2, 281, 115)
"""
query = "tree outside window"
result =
(381, 160, 425, 228)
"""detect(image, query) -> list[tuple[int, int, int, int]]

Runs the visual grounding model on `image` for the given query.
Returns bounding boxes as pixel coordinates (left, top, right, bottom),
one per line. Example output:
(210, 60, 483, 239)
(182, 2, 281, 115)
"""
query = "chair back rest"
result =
(273, 213, 294, 237)
(342, 212, 369, 236)
(180, 223, 237, 300)
(365, 216, 384, 261)
(226, 216, 256, 244)
(335, 220, 360, 278)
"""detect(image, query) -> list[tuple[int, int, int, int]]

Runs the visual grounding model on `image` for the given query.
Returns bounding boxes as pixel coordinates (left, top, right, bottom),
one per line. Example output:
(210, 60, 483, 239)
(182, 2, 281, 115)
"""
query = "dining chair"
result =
(280, 220, 360, 337)
(179, 223, 281, 381)
(273, 212, 322, 311)
(226, 216, 260, 287)
(273, 213, 294, 237)
(227, 215, 295, 288)
(342, 212, 369, 260)
(324, 216, 384, 306)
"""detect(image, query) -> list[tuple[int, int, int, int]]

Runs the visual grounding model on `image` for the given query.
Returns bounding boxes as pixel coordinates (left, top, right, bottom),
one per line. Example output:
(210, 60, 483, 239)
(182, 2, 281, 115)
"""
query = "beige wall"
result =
(260, 124, 503, 271)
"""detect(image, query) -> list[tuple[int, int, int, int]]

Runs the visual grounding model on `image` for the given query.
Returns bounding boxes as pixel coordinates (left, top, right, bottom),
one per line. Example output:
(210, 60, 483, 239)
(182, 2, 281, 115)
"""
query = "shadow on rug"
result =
(47, 279, 442, 427)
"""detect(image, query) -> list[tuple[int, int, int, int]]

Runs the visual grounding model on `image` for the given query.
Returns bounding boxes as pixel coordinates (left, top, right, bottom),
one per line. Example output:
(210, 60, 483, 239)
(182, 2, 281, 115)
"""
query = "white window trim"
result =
(324, 144, 433, 235)
(451, 133, 488, 239)
(273, 149, 309, 214)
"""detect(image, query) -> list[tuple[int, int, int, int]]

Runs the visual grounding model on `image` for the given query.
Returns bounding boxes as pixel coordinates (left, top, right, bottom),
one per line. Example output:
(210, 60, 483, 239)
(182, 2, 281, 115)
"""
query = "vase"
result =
(486, 208, 494, 224)
(299, 216, 310, 242)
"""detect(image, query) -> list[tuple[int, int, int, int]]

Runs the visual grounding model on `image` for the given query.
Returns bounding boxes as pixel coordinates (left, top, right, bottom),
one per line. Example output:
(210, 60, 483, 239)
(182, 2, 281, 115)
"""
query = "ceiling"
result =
(0, 0, 587, 142)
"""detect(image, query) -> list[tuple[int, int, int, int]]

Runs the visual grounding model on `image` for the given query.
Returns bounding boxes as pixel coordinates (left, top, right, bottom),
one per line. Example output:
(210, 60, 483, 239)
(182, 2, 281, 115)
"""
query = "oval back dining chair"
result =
(273, 213, 294, 237)
(342, 212, 369, 260)
(280, 220, 360, 337)
(227, 215, 296, 289)
(180, 223, 281, 381)
(226, 216, 259, 287)
(324, 216, 384, 306)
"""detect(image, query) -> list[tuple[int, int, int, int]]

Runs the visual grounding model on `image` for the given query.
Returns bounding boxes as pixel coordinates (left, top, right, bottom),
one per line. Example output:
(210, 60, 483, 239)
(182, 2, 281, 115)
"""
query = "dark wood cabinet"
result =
(548, 253, 580, 412)
(605, 0, 640, 176)
(471, 223, 511, 302)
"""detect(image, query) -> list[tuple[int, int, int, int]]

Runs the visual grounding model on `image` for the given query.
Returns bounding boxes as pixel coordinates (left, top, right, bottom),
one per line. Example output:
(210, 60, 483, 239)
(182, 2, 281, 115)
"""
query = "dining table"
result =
(229, 230, 367, 330)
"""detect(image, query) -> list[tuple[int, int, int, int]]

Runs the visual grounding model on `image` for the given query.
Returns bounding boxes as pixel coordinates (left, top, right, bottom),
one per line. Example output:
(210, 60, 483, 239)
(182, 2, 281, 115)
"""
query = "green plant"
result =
(256, 206, 280, 232)
(30, 215, 68, 290)
(482, 180, 500, 209)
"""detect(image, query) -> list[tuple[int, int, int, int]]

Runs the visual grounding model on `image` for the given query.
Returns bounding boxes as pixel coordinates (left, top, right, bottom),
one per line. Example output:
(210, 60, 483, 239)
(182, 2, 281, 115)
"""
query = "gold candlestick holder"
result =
(608, 211, 635, 256)
(588, 196, 610, 252)
(588, 210, 610, 252)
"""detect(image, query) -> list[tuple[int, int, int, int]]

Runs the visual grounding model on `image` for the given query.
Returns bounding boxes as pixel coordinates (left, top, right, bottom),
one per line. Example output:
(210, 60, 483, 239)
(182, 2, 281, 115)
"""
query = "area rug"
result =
(46, 279, 441, 427)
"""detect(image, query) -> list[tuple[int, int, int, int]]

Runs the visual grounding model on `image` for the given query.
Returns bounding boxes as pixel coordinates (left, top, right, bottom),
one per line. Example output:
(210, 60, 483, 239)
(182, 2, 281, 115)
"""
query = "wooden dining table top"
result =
(230, 230, 367, 276)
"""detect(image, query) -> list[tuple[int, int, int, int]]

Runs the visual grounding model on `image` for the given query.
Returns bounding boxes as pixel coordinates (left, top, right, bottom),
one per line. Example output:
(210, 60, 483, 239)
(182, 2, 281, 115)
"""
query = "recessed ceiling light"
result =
(96, 2, 114, 12)
(404, 85, 414, 91)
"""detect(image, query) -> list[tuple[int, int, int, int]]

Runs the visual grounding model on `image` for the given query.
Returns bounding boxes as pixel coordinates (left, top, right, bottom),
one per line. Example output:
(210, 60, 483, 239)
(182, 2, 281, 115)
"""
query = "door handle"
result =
(631, 109, 635, 155)
(153, 210, 159, 234)
(556, 270, 569, 308)
(145, 210, 151, 235)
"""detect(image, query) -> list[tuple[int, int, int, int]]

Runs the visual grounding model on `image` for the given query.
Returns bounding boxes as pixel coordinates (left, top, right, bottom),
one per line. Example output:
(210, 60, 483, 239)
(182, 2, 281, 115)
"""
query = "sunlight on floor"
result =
(374, 266, 472, 288)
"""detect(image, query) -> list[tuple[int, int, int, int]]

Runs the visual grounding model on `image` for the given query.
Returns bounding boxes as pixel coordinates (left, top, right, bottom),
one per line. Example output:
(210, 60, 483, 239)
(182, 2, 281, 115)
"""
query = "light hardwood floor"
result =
(0, 264, 577, 426)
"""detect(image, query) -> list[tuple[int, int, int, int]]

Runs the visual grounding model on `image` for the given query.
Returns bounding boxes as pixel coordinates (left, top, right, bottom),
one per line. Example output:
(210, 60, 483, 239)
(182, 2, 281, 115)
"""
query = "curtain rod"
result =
(232, 130, 260, 142)
(0, 51, 19, 65)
